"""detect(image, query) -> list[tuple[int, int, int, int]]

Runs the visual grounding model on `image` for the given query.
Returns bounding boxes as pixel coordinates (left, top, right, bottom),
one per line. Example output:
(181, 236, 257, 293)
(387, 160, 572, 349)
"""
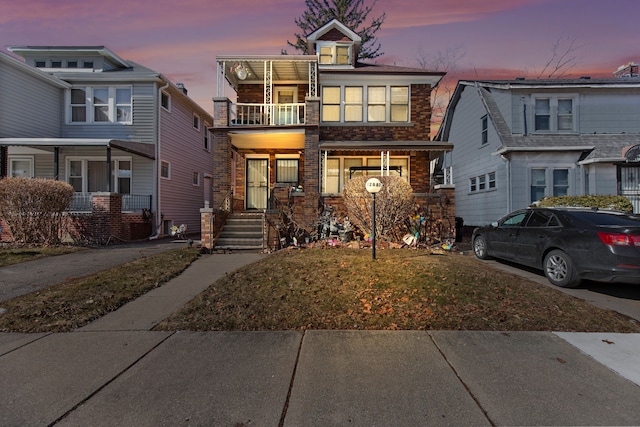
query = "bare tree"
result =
(287, 0, 386, 60)
(535, 35, 584, 79)
(416, 44, 466, 130)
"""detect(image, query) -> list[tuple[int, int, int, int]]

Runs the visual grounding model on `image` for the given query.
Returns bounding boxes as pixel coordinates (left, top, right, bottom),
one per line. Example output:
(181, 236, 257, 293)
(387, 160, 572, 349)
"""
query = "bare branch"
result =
(536, 35, 584, 79)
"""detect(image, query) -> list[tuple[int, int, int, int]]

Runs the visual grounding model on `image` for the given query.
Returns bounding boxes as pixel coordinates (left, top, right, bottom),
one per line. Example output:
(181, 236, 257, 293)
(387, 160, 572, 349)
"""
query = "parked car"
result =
(472, 207, 640, 288)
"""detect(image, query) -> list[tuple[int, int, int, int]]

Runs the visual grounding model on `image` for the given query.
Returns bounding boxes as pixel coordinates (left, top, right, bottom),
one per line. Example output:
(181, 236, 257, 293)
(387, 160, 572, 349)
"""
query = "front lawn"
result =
(155, 248, 640, 332)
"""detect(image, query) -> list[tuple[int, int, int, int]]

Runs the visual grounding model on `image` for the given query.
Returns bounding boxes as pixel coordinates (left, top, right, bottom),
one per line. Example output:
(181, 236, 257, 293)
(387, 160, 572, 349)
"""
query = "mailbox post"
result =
(365, 177, 382, 260)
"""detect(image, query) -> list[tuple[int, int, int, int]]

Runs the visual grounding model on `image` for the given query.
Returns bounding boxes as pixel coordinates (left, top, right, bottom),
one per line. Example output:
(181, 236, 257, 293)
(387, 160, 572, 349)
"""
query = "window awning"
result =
(319, 140, 453, 152)
(0, 138, 155, 159)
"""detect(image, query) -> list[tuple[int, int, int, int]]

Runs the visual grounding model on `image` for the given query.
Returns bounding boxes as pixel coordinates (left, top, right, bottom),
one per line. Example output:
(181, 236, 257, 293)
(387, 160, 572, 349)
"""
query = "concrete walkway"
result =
(1, 247, 640, 425)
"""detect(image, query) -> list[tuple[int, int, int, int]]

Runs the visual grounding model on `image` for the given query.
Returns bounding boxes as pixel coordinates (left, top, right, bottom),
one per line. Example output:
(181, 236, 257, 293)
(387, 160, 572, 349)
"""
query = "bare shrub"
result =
(343, 175, 414, 241)
(0, 178, 74, 245)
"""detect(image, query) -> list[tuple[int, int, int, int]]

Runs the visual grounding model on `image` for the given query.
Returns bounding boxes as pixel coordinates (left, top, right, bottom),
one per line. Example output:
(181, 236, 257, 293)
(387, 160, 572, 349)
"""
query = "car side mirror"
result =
(491, 221, 498, 228)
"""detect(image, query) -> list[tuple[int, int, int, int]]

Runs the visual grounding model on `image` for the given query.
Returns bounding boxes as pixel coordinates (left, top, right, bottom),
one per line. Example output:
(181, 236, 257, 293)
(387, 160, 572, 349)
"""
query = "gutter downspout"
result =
(150, 79, 170, 239)
(501, 154, 512, 213)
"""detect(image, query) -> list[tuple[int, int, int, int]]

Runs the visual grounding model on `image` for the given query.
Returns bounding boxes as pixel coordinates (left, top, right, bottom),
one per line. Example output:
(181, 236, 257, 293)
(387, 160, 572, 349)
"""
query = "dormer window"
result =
(317, 42, 352, 66)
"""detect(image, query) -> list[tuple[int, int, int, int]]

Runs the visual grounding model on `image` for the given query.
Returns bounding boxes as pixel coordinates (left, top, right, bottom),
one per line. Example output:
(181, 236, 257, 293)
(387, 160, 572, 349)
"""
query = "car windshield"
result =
(568, 211, 640, 227)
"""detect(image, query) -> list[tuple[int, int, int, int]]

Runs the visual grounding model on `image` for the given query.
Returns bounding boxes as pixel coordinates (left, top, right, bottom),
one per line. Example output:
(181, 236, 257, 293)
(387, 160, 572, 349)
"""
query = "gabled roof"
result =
(306, 19, 361, 43)
(436, 78, 640, 163)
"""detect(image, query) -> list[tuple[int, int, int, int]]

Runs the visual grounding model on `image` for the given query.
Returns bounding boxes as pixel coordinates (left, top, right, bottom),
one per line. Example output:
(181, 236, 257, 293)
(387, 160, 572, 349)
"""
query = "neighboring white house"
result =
(435, 74, 640, 227)
(0, 47, 214, 240)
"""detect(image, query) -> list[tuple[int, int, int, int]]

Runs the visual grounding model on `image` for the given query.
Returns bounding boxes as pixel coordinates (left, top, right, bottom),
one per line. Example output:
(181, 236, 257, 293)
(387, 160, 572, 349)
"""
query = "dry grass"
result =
(0, 245, 86, 267)
(0, 247, 200, 332)
(156, 248, 640, 332)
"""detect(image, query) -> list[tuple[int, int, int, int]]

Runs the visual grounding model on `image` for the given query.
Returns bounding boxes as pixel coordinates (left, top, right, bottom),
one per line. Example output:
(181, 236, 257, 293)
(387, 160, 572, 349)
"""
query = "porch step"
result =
(215, 213, 264, 250)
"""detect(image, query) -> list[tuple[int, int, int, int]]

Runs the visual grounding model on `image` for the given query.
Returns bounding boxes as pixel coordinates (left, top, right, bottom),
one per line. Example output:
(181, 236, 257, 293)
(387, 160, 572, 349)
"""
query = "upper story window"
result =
(533, 95, 576, 132)
(481, 115, 488, 145)
(161, 91, 171, 111)
(317, 42, 352, 66)
(203, 127, 211, 151)
(322, 85, 410, 124)
(193, 114, 200, 131)
(68, 86, 132, 124)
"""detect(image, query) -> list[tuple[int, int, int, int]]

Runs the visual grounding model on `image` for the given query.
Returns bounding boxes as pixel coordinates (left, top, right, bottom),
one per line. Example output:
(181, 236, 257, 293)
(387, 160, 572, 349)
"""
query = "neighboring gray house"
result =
(0, 47, 214, 240)
(435, 73, 640, 227)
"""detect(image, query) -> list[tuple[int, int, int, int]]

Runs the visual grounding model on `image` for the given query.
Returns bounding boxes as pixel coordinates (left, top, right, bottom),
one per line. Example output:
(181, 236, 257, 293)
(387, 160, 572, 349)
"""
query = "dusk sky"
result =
(2, 0, 639, 114)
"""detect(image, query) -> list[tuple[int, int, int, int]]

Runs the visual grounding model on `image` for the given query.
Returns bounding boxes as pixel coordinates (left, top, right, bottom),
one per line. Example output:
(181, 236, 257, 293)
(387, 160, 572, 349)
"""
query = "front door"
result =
(246, 158, 268, 210)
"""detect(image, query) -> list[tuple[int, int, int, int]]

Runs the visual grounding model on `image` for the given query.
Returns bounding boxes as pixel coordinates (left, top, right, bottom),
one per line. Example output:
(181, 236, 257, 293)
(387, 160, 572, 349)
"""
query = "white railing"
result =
(443, 166, 453, 185)
(68, 193, 152, 212)
(230, 103, 305, 126)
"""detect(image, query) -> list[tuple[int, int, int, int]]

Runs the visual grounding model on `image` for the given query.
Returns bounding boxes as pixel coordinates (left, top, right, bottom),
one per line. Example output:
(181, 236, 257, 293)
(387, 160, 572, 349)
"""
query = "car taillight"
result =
(597, 232, 640, 247)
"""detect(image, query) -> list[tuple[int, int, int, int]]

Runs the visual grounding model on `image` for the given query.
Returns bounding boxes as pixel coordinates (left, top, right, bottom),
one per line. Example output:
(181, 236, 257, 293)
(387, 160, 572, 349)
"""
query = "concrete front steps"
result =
(214, 212, 264, 250)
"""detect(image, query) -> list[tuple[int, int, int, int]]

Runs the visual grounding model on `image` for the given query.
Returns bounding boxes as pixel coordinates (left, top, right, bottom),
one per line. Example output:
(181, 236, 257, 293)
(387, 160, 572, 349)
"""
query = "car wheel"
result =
(473, 235, 490, 260)
(543, 249, 581, 288)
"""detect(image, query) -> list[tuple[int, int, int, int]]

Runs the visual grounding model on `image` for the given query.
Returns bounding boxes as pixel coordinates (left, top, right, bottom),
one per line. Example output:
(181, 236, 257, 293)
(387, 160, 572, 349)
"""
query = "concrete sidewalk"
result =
(1, 249, 640, 425)
(1, 329, 639, 426)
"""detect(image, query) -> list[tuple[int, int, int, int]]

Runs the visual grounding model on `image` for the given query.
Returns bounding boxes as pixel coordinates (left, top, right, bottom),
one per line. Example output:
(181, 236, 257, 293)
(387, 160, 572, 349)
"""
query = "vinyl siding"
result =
(448, 86, 509, 226)
(157, 87, 214, 233)
(61, 83, 156, 141)
(0, 61, 62, 137)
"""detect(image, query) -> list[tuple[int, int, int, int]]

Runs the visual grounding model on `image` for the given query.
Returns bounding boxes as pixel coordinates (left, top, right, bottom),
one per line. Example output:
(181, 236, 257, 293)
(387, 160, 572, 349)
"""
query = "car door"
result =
(511, 210, 560, 267)
(491, 211, 531, 259)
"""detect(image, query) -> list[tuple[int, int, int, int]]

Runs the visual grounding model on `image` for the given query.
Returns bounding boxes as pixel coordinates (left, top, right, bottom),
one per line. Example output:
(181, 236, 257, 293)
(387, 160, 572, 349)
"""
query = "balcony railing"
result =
(230, 103, 305, 126)
(68, 193, 152, 212)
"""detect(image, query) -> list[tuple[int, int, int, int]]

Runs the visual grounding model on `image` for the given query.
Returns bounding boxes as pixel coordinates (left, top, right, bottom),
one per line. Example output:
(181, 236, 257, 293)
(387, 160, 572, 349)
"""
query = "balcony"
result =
(230, 103, 305, 126)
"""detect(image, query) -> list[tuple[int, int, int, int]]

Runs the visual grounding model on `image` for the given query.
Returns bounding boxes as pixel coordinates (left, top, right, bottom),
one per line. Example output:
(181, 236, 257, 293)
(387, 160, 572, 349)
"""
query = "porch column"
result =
(106, 146, 112, 192)
(213, 97, 231, 210)
(54, 147, 59, 180)
(0, 146, 7, 178)
(303, 96, 321, 228)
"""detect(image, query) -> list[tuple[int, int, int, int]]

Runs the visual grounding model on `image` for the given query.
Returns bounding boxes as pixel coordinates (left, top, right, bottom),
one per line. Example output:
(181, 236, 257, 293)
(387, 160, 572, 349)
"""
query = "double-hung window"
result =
(322, 87, 341, 122)
(322, 85, 410, 123)
(535, 99, 550, 131)
(318, 43, 351, 65)
(390, 86, 409, 122)
(68, 86, 132, 124)
(530, 168, 546, 202)
(344, 87, 363, 122)
(553, 169, 569, 196)
(557, 99, 573, 131)
(367, 87, 386, 122)
(533, 96, 576, 132)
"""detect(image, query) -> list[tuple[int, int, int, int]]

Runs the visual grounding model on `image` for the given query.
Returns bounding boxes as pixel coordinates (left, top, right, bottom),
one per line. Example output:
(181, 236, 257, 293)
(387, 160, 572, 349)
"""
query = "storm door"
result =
(246, 158, 269, 210)
(620, 165, 640, 213)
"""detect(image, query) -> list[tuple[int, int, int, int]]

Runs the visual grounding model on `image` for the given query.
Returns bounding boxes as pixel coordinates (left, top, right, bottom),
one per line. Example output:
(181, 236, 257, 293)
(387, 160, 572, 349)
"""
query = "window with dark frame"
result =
(276, 159, 299, 184)
(481, 115, 488, 145)
(161, 161, 170, 179)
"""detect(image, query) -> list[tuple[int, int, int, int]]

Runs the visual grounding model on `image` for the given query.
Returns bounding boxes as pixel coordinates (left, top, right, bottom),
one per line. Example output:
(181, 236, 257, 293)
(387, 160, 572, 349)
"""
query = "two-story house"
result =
(0, 46, 214, 242)
(435, 74, 640, 227)
(209, 19, 453, 250)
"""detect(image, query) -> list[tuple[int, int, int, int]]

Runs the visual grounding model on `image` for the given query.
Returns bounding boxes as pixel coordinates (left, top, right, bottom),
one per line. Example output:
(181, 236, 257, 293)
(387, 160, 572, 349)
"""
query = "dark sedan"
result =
(472, 207, 640, 288)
